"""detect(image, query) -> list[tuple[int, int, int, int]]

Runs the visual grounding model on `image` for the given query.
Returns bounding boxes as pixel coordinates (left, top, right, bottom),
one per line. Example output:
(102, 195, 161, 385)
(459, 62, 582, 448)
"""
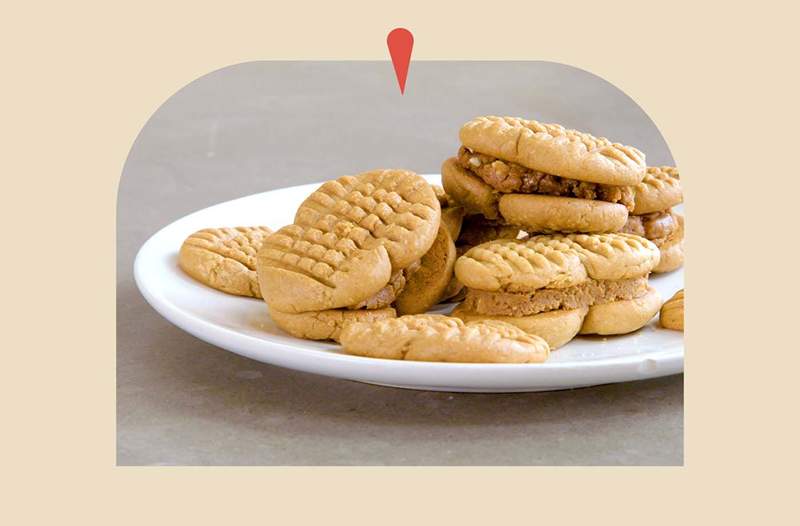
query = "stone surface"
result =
(117, 61, 681, 465)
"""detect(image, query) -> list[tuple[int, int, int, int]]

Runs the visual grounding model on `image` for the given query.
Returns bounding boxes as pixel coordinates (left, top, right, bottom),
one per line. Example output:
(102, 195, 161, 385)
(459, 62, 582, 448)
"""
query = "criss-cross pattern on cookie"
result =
(295, 170, 439, 268)
(258, 224, 356, 287)
(641, 166, 681, 190)
(459, 233, 659, 290)
(463, 116, 645, 167)
(183, 226, 272, 270)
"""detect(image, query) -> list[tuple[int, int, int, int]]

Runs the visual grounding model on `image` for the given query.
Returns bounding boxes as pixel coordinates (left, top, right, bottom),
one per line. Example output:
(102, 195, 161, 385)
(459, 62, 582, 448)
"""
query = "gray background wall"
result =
(118, 61, 680, 465)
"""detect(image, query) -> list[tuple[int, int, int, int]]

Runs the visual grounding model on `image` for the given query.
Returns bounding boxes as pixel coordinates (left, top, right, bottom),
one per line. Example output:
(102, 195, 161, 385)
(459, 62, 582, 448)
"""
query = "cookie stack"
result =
(451, 233, 662, 349)
(442, 116, 645, 234)
(255, 169, 442, 340)
(440, 115, 678, 348)
(620, 166, 684, 273)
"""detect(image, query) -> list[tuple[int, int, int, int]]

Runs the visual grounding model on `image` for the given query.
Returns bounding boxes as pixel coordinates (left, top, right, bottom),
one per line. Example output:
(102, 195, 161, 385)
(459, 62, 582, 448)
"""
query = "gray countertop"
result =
(117, 61, 682, 465)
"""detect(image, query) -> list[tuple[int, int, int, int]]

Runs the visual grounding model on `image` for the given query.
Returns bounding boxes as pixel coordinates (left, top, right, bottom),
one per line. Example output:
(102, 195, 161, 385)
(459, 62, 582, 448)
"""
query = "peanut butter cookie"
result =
(339, 314, 550, 363)
(258, 169, 440, 313)
(453, 233, 661, 345)
(179, 226, 272, 298)
(659, 289, 684, 331)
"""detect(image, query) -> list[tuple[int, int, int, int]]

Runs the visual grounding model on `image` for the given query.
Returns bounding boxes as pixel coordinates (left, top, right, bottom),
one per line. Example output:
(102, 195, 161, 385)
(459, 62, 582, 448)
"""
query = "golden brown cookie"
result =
(579, 286, 661, 335)
(441, 157, 500, 219)
(499, 194, 629, 234)
(454, 233, 660, 341)
(339, 314, 550, 363)
(268, 306, 396, 341)
(533, 232, 661, 281)
(451, 304, 587, 350)
(633, 166, 682, 215)
(653, 241, 684, 274)
(294, 169, 440, 269)
(652, 213, 684, 273)
(395, 225, 457, 315)
(257, 223, 393, 313)
(179, 226, 272, 298)
(258, 169, 440, 313)
(455, 238, 587, 292)
(459, 116, 646, 186)
(660, 289, 684, 331)
(455, 233, 659, 293)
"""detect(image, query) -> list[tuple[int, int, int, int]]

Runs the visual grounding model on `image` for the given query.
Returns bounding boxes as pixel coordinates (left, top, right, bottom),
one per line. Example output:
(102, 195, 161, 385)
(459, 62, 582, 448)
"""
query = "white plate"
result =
(134, 175, 684, 392)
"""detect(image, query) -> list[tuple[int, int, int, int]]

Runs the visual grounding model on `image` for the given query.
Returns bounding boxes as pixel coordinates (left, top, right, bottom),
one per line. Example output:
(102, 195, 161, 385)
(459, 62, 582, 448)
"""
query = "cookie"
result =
(455, 238, 587, 293)
(456, 234, 659, 291)
(652, 213, 684, 273)
(633, 166, 682, 215)
(268, 306, 396, 341)
(258, 169, 440, 313)
(179, 226, 272, 298)
(257, 223, 393, 313)
(451, 304, 587, 350)
(653, 240, 684, 274)
(294, 169, 440, 269)
(443, 152, 633, 234)
(459, 116, 646, 186)
(499, 194, 629, 233)
(535, 233, 661, 281)
(395, 225, 457, 315)
(660, 289, 684, 331)
(453, 233, 660, 345)
(579, 286, 661, 335)
(339, 314, 550, 363)
(441, 157, 500, 219)
(455, 145, 636, 211)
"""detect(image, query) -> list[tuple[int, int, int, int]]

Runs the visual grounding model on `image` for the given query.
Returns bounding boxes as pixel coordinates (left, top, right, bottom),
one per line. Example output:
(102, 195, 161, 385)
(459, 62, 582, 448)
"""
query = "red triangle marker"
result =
(387, 28, 413, 94)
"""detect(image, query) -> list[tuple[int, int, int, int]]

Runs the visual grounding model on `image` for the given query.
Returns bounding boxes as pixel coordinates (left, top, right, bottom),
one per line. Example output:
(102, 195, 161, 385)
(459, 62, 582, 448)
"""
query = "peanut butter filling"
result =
(462, 277, 649, 317)
(620, 210, 679, 247)
(347, 260, 421, 310)
(457, 146, 635, 211)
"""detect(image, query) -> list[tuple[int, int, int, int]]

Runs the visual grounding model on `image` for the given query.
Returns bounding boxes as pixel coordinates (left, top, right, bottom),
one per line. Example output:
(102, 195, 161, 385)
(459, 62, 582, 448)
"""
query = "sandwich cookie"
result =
(621, 166, 684, 273)
(257, 169, 440, 339)
(179, 226, 272, 298)
(339, 314, 550, 363)
(443, 116, 646, 233)
(451, 233, 661, 348)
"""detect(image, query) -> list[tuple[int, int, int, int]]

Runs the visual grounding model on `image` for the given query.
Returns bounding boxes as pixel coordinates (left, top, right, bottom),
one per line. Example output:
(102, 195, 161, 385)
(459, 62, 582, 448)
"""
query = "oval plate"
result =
(134, 175, 684, 392)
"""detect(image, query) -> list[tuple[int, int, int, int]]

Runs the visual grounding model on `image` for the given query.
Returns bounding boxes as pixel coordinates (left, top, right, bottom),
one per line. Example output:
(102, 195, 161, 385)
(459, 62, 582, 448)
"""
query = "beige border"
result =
(5, 0, 797, 522)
